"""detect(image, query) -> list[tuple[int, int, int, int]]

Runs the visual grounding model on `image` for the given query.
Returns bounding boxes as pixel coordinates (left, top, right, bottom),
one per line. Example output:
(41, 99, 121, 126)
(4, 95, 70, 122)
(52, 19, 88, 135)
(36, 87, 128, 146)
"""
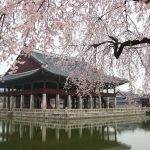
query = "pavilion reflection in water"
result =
(0, 119, 132, 150)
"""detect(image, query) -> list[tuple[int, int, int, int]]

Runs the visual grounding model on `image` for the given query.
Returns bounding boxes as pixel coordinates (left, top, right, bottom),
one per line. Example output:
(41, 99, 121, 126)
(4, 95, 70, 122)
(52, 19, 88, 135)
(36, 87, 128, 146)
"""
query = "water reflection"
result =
(0, 116, 150, 150)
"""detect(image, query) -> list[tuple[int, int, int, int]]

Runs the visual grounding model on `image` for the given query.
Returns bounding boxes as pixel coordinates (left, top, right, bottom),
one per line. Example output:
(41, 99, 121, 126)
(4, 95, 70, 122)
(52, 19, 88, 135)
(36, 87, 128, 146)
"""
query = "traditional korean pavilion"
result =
(0, 51, 127, 110)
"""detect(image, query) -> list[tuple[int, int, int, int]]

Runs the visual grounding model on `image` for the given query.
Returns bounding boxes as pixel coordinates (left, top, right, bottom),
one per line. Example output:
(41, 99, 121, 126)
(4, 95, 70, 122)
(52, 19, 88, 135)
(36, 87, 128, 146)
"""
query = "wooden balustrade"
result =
(0, 88, 115, 96)
(0, 88, 67, 96)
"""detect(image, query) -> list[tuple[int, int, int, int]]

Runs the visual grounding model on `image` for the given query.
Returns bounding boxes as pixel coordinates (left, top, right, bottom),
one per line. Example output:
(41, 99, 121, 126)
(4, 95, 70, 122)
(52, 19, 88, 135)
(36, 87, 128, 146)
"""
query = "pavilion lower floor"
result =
(1, 91, 117, 110)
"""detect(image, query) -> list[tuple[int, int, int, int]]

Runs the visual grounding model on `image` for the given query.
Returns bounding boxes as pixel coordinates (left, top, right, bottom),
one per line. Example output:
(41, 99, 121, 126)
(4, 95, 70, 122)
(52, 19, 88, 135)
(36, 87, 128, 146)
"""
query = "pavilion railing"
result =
(0, 88, 115, 97)
(0, 89, 66, 96)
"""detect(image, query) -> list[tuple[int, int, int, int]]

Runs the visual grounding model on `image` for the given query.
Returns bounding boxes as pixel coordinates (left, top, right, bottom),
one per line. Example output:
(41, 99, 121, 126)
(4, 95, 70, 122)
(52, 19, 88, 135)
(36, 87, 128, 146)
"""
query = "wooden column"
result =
(107, 97, 110, 108)
(99, 96, 102, 108)
(3, 88, 6, 108)
(2, 97, 5, 109)
(20, 85, 24, 109)
(7, 88, 10, 109)
(30, 84, 34, 109)
(10, 96, 13, 110)
(5, 97, 8, 109)
(30, 94, 34, 109)
(107, 87, 108, 94)
(67, 95, 72, 109)
(93, 97, 97, 108)
(9, 87, 14, 110)
(42, 93, 47, 110)
(114, 97, 117, 108)
(56, 94, 60, 109)
(78, 96, 82, 109)
(114, 87, 117, 108)
(13, 96, 16, 108)
(89, 95, 93, 109)
(42, 82, 47, 110)
(20, 95, 24, 109)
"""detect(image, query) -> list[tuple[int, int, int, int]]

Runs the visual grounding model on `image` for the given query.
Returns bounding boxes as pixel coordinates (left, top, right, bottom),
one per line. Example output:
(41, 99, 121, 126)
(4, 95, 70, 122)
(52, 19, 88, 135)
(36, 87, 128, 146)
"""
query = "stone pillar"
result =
(20, 95, 24, 109)
(67, 95, 72, 109)
(89, 95, 93, 109)
(99, 96, 102, 108)
(10, 96, 13, 110)
(107, 97, 110, 108)
(56, 94, 60, 109)
(30, 94, 34, 109)
(42, 93, 47, 110)
(78, 96, 82, 109)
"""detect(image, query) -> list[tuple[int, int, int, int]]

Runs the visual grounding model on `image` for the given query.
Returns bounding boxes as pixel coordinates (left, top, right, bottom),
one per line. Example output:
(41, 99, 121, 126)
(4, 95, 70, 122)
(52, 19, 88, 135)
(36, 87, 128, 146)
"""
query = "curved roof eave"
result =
(1, 68, 40, 82)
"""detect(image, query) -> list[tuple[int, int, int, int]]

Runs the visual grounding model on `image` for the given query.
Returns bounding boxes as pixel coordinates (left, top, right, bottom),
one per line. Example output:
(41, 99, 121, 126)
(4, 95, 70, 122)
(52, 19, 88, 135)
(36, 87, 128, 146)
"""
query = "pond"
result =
(0, 116, 150, 150)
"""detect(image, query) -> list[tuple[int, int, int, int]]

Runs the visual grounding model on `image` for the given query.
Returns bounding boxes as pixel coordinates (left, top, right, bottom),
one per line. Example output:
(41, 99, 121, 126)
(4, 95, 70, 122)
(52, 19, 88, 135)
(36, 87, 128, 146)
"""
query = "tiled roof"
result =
(31, 51, 87, 77)
(31, 51, 128, 85)
(2, 69, 40, 81)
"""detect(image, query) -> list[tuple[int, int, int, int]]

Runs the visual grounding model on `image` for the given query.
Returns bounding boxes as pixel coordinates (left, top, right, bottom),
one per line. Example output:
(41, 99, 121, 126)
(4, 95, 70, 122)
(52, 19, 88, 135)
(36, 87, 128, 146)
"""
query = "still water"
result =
(0, 116, 150, 150)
